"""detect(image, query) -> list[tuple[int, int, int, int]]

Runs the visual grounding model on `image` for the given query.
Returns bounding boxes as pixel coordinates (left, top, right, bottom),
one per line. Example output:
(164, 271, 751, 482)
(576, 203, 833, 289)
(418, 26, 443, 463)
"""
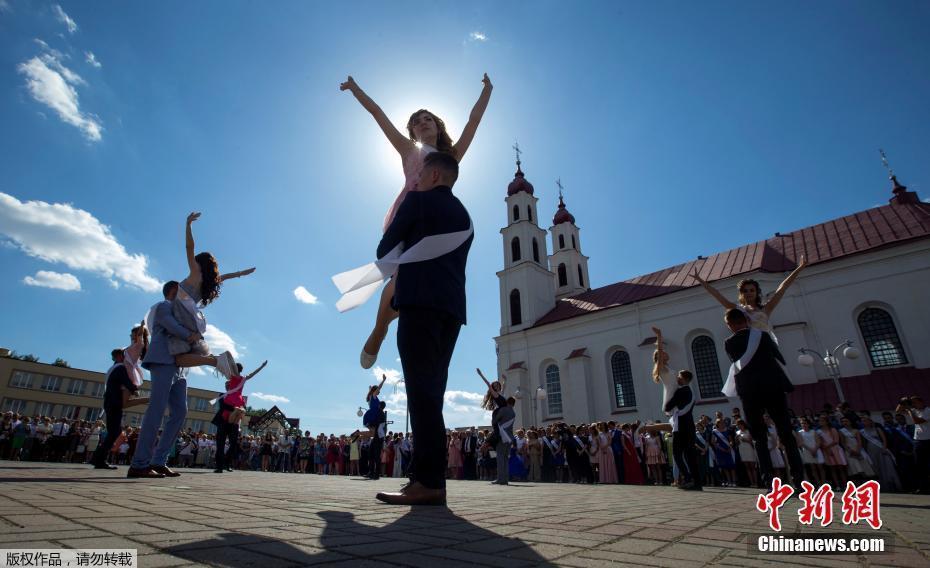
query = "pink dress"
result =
(382, 143, 437, 232)
(222, 376, 246, 420)
(447, 438, 463, 468)
(597, 433, 618, 484)
(123, 340, 145, 386)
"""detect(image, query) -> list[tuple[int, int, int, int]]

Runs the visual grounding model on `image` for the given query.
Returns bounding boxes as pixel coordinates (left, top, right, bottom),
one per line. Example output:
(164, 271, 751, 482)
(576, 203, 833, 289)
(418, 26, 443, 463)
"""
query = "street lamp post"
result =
(797, 340, 861, 404)
(514, 386, 548, 427)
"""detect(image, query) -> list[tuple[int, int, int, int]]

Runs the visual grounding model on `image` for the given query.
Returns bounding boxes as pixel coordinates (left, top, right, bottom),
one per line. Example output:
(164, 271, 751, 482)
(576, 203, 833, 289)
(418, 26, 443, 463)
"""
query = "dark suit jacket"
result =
(724, 328, 793, 398)
(376, 185, 473, 325)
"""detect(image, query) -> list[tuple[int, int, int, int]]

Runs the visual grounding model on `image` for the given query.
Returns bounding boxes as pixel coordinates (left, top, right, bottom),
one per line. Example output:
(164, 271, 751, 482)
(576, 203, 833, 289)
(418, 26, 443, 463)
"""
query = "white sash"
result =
(713, 429, 735, 460)
(209, 376, 249, 405)
(543, 436, 557, 454)
(332, 222, 474, 313)
(499, 417, 515, 445)
(722, 328, 762, 398)
(669, 390, 695, 432)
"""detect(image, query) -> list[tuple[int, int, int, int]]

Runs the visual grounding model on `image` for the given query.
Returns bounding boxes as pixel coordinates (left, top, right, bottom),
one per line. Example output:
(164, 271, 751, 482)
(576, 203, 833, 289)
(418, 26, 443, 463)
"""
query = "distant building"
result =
(0, 354, 223, 433)
(495, 160, 930, 429)
(246, 405, 300, 436)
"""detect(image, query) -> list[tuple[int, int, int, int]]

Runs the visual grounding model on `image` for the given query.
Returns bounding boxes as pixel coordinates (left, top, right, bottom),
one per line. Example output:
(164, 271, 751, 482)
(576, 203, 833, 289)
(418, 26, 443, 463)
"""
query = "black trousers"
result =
(673, 426, 701, 488)
(215, 423, 239, 470)
(397, 306, 461, 490)
(368, 435, 383, 479)
(463, 452, 477, 479)
(742, 390, 804, 486)
(92, 405, 123, 465)
(916, 440, 930, 491)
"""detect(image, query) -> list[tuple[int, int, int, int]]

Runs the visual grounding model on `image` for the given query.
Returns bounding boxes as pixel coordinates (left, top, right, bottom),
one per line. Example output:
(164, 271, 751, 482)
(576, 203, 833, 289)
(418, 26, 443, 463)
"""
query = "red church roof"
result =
(532, 191, 930, 329)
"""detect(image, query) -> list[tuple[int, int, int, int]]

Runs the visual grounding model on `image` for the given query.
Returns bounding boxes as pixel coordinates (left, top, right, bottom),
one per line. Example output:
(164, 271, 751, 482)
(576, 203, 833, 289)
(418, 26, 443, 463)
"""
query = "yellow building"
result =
(0, 353, 223, 433)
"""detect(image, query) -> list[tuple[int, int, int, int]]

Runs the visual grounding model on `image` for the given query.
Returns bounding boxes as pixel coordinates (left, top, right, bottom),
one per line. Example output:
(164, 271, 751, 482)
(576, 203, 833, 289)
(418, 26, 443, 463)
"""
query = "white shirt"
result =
(914, 407, 930, 441)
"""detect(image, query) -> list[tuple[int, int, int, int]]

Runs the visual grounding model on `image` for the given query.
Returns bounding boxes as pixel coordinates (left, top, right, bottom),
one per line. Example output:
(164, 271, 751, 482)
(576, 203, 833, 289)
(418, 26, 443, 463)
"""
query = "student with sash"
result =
(723, 308, 804, 488)
(664, 370, 701, 490)
(91, 349, 149, 469)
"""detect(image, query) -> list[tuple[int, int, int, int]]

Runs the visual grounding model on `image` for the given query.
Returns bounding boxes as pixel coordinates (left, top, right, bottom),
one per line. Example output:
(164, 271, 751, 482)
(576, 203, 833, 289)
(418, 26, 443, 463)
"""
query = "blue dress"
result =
(363, 396, 380, 428)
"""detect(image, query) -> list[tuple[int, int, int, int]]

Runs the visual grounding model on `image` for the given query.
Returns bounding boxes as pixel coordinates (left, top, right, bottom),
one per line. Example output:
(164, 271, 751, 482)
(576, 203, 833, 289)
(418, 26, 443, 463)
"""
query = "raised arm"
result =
(453, 73, 493, 161)
(340, 76, 414, 157)
(185, 212, 200, 277)
(764, 255, 807, 315)
(475, 368, 492, 390)
(220, 267, 256, 283)
(378, 373, 388, 390)
(690, 268, 736, 310)
(245, 360, 268, 380)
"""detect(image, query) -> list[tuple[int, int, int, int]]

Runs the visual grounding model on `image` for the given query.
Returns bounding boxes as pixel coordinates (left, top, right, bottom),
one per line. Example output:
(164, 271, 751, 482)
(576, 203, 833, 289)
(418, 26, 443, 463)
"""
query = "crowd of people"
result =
(2, 393, 927, 495)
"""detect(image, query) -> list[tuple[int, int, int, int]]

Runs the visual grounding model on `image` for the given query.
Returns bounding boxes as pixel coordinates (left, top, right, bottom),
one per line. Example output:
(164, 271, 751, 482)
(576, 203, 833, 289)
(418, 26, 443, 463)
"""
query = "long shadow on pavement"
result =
(164, 507, 555, 567)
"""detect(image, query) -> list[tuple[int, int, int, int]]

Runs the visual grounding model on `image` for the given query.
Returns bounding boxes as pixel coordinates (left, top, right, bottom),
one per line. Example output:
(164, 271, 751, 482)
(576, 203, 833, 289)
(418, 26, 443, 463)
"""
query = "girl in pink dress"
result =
(596, 422, 618, 484)
(123, 321, 148, 387)
(221, 361, 267, 424)
(339, 74, 493, 369)
(817, 414, 848, 489)
(447, 432, 463, 479)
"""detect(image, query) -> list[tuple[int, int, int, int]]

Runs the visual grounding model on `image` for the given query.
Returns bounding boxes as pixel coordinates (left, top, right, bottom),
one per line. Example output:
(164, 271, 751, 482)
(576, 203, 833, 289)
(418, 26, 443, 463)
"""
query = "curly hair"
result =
(406, 109, 456, 158)
(481, 379, 504, 411)
(195, 252, 222, 307)
(737, 278, 764, 309)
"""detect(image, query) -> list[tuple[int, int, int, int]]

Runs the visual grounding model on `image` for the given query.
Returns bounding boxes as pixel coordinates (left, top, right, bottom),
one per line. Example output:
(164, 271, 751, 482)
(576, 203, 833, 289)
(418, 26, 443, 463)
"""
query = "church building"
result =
(494, 157, 930, 430)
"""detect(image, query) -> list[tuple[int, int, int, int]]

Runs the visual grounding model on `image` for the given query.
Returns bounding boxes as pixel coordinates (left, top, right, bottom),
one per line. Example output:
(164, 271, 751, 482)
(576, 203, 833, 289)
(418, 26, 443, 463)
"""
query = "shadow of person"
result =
(164, 507, 555, 566)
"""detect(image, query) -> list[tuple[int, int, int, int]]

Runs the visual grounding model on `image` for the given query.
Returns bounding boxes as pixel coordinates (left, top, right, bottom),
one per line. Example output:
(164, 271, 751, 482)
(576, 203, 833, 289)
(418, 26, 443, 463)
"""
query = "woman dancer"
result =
(794, 417, 825, 487)
(170, 212, 255, 377)
(651, 327, 678, 410)
(340, 73, 493, 369)
(691, 255, 808, 338)
(123, 321, 148, 387)
(358, 374, 388, 440)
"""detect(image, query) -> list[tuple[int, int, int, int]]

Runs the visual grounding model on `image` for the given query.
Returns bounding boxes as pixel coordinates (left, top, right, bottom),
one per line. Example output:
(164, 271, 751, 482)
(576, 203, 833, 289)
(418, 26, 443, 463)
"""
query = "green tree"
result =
(53, 358, 70, 368)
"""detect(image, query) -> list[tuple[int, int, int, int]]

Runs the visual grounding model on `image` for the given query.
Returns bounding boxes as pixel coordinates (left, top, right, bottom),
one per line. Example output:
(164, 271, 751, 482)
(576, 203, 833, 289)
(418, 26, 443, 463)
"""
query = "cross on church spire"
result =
(513, 141, 522, 169)
(880, 148, 894, 178)
(556, 177, 564, 200)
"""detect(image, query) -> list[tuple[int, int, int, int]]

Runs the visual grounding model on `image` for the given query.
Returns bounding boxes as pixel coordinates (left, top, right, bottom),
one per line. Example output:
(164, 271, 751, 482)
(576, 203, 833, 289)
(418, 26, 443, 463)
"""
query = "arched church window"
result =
(512, 205, 520, 222)
(558, 264, 567, 287)
(691, 336, 724, 399)
(545, 364, 563, 416)
(558, 234, 565, 249)
(509, 289, 522, 326)
(511, 237, 521, 262)
(532, 238, 540, 263)
(610, 351, 636, 408)
(858, 307, 908, 367)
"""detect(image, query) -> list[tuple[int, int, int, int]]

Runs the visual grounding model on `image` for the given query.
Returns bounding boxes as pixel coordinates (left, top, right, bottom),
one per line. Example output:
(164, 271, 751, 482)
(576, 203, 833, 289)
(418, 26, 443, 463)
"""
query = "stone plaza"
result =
(1, 461, 928, 567)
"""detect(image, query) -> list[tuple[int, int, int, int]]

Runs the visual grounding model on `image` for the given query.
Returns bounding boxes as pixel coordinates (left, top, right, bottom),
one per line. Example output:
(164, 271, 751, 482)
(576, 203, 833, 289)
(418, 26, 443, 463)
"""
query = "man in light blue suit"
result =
(128, 281, 200, 478)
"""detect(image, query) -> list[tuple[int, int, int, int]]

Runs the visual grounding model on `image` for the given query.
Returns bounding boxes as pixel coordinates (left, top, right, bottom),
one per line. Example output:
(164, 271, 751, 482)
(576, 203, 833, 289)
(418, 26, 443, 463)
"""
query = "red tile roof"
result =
(788, 367, 930, 413)
(566, 348, 588, 360)
(532, 197, 930, 329)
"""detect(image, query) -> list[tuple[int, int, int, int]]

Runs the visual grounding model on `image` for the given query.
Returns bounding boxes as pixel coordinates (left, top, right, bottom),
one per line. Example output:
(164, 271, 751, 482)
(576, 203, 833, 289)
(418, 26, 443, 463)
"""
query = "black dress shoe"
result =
(93, 462, 118, 470)
(213, 468, 224, 473)
(127, 467, 165, 479)
(151, 465, 181, 477)
(225, 467, 233, 472)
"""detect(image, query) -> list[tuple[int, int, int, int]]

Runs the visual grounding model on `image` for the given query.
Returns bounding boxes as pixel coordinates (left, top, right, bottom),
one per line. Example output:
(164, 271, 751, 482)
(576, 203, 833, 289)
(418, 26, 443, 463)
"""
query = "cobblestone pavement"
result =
(1, 462, 928, 567)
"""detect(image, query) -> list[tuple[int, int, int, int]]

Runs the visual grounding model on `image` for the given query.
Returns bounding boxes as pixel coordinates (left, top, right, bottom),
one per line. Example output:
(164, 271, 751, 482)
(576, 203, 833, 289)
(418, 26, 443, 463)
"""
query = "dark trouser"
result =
(92, 405, 123, 465)
(495, 441, 510, 484)
(369, 436, 383, 479)
(613, 450, 625, 484)
(397, 307, 461, 490)
(215, 423, 239, 470)
(742, 390, 804, 486)
(673, 427, 701, 488)
(463, 452, 476, 479)
(916, 440, 930, 491)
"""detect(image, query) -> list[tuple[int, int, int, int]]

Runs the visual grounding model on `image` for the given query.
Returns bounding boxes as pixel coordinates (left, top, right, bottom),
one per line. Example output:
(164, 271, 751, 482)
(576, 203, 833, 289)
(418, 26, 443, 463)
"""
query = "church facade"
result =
(494, 162, 930, 430)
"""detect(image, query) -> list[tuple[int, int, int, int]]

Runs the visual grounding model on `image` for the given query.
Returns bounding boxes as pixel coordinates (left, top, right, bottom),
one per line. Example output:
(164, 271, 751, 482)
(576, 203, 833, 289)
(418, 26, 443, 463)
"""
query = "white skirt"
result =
(738, 442, 757, 463)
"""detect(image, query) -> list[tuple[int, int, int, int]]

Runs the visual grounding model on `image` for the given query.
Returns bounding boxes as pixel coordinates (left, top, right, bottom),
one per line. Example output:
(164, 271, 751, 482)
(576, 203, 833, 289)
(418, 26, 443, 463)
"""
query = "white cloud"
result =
(188, 367, 207, 376)
(0, 0, 11, 13)
(17, 49, 102, 141)
(22, 270, 81, 291)
(469, 31, 487, 42)
(293, 285, 318, 305)
(0, 193, 160, 291)
(52, 4, 77, 33)
(380, 386, 491, 430)
(249, 392, 291, 404)
(372, 365, 403, 386)
(84, 51, 101, 68)
(203, 323, 241, 359)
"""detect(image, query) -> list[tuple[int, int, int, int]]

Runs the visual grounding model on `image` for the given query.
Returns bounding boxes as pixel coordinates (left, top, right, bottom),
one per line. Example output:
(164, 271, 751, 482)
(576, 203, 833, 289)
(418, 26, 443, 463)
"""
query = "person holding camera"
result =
(897, 396, 929, 493)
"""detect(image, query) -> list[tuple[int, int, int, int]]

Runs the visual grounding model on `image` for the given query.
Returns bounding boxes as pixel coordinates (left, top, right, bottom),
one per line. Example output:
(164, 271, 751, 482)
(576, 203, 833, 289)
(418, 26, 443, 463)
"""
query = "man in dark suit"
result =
(375, 152, 473, 506)
(723, 308, 804, 487)
(462, 428, 478, 480)
(91, 349, 139, 469)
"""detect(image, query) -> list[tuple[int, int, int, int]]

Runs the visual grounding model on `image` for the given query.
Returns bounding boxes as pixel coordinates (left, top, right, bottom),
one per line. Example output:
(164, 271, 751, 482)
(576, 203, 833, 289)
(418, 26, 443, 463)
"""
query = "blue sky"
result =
(1, 1, 929, 434)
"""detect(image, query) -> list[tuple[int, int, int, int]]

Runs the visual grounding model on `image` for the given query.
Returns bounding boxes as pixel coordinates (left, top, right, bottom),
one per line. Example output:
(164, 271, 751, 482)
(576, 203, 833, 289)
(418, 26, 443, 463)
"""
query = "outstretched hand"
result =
(187, 212, 201, 225)
(797, 254, 808, 269)
(340, 76, 358, 93)
(239, 267, 256, 277)
(651, 326, 662, 338)
(482, 73, 492, 89)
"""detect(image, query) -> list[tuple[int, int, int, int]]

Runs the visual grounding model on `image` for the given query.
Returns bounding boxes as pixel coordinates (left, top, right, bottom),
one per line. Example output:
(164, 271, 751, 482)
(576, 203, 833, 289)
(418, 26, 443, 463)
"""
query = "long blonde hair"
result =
(481, 378, 505, 411)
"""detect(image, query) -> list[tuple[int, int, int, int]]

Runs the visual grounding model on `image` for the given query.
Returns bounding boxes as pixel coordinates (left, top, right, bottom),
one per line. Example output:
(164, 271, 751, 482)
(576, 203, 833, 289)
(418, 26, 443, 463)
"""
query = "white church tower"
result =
(497, 147, 556, 334)
(548, 181, 590, 298)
